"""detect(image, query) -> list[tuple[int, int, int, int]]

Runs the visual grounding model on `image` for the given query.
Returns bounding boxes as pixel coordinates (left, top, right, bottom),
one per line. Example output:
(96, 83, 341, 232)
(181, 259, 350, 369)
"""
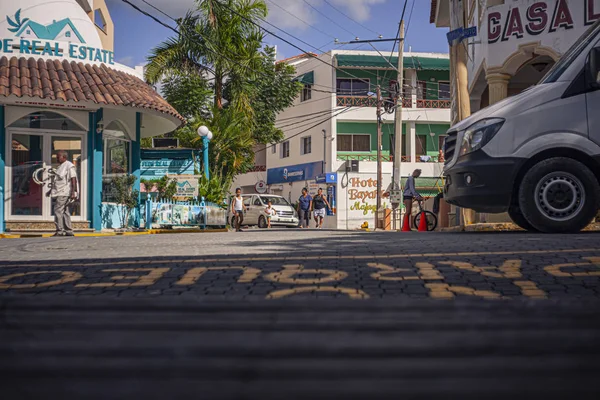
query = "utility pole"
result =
(322, 129, 327, 174)
(449, 0, 474, 225)
(376, 85, 383, 231)
(392, 20, 405, 229)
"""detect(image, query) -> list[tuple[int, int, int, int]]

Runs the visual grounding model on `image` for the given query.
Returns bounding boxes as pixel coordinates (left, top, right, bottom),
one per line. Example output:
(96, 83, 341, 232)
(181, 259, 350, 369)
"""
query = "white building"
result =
(233, 49, 451, 230)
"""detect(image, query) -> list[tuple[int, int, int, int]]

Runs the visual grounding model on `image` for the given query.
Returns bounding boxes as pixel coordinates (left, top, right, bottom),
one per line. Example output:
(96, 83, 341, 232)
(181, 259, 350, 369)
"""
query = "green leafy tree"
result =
(162, 73, 213, 120)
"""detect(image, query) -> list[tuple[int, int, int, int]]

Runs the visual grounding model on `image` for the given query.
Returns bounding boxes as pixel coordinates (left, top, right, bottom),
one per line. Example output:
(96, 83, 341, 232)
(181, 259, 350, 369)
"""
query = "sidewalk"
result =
(0, 228, 229, 239)
(440, 222, 600, 232)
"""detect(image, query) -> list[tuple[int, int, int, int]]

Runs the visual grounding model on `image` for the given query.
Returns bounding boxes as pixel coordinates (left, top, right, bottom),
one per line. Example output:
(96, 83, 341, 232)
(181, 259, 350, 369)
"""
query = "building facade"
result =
(233, 49, 451, 229)
(0, 0, 183, 232)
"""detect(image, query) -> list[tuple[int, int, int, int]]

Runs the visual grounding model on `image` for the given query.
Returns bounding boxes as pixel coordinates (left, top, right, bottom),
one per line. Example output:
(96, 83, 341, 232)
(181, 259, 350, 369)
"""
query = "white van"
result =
(229, 194, 299, 228)
(443, 20, 600, 233)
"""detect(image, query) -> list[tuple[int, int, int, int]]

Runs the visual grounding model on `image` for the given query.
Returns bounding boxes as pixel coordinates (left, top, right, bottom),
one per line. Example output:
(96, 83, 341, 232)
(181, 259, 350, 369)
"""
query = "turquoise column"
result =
(0, 105, 5, 234)
(88, 108, 103, 231)
(132, 112, 142, 227)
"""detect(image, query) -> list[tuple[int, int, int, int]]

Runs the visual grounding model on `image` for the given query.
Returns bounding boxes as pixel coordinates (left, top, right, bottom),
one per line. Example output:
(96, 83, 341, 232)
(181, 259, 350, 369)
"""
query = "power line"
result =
(388, 0, 409, 64)
(256, 106, 354, 155)
(322, 0, 380, 36)
(276, 108, 334, 123)
(301, 0, 356, 37)
(265, 0, 337, 42)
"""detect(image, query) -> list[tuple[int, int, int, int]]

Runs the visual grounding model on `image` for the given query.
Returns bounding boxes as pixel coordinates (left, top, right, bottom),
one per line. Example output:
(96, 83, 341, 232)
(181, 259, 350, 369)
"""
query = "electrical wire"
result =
(322, 0, 381, 37)
(264, 0, 337, 42)
(301, 0, 356, 37)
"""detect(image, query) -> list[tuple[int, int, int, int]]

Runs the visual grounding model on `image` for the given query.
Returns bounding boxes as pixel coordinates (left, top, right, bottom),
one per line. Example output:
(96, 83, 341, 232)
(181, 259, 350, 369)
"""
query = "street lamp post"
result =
(197, 125, 213, 180)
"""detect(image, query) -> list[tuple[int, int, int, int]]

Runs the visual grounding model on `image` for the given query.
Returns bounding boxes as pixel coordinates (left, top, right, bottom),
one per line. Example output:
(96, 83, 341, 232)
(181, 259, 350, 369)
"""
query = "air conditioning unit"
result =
(346, 159, 359, 172)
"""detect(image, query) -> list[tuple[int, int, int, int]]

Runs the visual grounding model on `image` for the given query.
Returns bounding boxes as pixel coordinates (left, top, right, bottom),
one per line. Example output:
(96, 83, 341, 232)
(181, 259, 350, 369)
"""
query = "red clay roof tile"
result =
(0, 56, 184, 123)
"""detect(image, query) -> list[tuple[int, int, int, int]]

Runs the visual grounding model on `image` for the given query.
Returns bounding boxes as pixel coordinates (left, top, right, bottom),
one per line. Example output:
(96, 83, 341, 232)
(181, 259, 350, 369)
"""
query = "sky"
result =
(105, 0, 450, 68)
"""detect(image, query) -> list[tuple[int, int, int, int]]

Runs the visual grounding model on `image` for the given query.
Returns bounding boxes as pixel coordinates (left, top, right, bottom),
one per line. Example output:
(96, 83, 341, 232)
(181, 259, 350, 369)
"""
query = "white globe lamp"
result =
(198, 125, 209, 137)
(207, 131, 213, 140)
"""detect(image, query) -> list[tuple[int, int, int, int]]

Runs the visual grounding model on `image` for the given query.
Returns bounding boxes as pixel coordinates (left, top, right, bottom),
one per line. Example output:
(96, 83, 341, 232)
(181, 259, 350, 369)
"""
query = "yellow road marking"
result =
(514, 280, 547, 299)
(2, 248, 599, 268)
(266, 286, 369, 300)
(264, 265, 348, 285)
(75, 268, 169, 287)
(425, 283, 505, 299)
(438, 260, 523, 279)
(0, 271, 82, 289)
(176, 267, 261, 285)
(368, 262, 444, 281)
(544, 257, 600, 277)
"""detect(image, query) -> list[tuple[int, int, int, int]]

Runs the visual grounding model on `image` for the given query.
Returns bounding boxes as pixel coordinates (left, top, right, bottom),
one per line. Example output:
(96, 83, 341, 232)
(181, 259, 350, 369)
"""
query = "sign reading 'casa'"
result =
(488, 0, 600, 44)
(1, 8, 115, 64)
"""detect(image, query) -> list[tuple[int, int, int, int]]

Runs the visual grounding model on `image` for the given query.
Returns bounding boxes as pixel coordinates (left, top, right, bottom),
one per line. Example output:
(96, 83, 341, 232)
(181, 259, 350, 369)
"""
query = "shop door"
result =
(7, 131, 86, 221)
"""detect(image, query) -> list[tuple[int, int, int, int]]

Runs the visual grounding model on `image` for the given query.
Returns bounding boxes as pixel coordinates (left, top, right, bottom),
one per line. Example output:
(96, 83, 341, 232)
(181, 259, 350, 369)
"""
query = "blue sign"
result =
(316, 174, 326, 184)
(141, 149, 196, 178)
(325, 173, 337, 184)
(267, 161, 323, 185)
(446, 26, 477, 45)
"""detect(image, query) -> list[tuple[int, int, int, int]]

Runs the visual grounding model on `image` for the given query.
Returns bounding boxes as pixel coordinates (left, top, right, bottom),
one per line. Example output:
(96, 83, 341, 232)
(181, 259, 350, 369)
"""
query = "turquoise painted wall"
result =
(416, 70, 450, 100)
(415, 123, 450, 156)
(336, 121, 407, 154)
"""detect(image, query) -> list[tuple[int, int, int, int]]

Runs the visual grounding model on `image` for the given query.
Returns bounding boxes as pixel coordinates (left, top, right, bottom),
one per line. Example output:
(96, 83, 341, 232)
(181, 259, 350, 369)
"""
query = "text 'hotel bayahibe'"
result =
(0, 0, 184, 233)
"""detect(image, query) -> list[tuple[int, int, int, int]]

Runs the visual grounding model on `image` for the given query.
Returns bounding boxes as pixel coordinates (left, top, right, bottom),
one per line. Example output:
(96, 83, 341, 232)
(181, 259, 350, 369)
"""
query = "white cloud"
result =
(328, 0, 386, 22)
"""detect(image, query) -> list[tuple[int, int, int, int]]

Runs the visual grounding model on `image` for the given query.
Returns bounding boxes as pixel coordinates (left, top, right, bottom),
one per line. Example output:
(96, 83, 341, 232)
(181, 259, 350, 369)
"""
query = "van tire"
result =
(518, 157, 600, 233)
(258, 216, 267, 229)
(507, 205, 537, 232)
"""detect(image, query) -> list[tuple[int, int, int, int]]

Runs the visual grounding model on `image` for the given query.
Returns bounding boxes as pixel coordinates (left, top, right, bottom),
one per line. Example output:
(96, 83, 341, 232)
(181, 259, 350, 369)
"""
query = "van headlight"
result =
(459, 118, 504, 156)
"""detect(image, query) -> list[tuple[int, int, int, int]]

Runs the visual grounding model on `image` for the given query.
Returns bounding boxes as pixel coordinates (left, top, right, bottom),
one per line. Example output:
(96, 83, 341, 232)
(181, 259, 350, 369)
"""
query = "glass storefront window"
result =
(9, 111, 84, 131)
(102, 121, 131, 202)
(51, 136, 82, 217)
(11, 134, 44, 216)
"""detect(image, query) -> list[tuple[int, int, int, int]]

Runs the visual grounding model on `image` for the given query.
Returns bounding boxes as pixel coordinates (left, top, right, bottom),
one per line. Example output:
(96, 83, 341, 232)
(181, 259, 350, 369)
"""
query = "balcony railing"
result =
(336, 96, 377, 107)
(246, 165, 266, 172)
(416, 99, 451, 109)
(337, 154, 444, 163)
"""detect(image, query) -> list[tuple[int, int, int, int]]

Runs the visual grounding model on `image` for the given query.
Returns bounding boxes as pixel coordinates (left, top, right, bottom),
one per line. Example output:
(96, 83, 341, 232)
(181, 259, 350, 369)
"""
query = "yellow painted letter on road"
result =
(545, 257, 600, 277)
(438, 260, 522, 279)
(266, 286, 369, 300)
(425, 283, 504, 299)
(264, 265, 347, 285)
(75, 268, 169, 287)
(0, 271, 82, 289)
(176, 267, 261, 285)
(368, 262, 443, 281)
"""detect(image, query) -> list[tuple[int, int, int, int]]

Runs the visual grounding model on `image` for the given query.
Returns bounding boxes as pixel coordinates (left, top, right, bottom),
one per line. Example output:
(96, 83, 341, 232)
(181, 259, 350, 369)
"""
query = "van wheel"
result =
(518, 157, 599, 233)
(258, 216, 267, 229)
(508, 205, 537, 232)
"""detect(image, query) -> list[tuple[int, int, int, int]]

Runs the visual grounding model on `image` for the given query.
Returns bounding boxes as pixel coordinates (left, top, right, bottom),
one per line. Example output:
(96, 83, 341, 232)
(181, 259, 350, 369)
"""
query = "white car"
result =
(229, 194, 299, 228)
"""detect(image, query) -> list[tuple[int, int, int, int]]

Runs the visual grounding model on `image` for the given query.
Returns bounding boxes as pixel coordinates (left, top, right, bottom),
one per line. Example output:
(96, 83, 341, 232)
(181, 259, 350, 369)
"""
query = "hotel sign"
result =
(1, 8, 115, 64)
(488, 0, 600, 44)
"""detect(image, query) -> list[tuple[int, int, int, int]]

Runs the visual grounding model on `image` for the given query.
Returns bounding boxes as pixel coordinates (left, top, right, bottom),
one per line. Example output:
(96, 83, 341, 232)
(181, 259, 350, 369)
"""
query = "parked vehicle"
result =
(228, 194, 299, 228)
(443, 20, 600, 233)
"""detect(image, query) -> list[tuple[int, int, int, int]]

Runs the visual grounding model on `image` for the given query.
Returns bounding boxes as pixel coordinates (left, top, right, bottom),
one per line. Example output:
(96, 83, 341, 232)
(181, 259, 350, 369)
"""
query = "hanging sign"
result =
(255, 180, 267, 194)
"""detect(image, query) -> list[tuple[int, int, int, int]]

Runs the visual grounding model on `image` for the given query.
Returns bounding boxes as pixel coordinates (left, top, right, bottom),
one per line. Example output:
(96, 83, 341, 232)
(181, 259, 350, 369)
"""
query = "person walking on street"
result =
(297, 188, 312, 228)
(51, 150, 78, 237)
(312, 188, 330, 229)
(231, 188, 246, 232)
(403, 169, 423, 222)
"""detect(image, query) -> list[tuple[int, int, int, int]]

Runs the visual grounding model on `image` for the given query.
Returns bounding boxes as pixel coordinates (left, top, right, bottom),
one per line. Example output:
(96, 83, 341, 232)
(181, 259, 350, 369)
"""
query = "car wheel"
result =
(518, 157, 600, 233)
(507, 205, 537, 232)
(258, 215, 267, 229)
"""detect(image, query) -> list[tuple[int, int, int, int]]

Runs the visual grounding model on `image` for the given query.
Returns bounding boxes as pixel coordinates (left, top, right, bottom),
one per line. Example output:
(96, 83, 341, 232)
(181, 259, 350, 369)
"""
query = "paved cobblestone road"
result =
(0, 230, 599, 299)
(2, 230, 600, 399)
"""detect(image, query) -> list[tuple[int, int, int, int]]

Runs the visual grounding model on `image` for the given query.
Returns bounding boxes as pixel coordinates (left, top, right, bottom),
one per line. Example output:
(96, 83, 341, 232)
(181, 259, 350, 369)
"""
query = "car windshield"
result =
(541, 20, 600, 83)
(260, 196, 291, 206)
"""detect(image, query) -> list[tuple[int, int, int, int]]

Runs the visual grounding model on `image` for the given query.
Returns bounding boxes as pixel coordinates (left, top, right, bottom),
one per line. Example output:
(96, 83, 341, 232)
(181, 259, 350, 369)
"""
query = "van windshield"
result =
(260, 196, 291, 206)
(541, 20, 600, 83)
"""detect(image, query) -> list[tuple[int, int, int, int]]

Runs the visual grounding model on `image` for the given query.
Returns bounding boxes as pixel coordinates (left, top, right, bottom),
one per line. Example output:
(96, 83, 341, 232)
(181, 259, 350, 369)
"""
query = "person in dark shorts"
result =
(312, 188, 331, 229)
(403, 169, 423, 220)
(231, 188, 246, 232)
(297, 188, 312, 228)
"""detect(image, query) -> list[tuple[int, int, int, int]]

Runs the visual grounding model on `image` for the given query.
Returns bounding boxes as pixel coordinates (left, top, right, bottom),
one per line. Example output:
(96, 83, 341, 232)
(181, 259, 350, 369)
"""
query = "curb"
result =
(0, 228, 229, 239)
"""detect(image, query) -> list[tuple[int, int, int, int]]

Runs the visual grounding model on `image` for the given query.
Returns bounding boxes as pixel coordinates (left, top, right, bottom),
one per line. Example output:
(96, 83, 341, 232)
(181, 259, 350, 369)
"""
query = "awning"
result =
(336, 55, 449, 71)
(294, 71, 314, 85)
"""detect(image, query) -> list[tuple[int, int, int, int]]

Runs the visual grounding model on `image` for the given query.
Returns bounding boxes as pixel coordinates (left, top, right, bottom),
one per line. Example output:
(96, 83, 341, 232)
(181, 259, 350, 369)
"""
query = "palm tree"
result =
(145, 0, 267, 111)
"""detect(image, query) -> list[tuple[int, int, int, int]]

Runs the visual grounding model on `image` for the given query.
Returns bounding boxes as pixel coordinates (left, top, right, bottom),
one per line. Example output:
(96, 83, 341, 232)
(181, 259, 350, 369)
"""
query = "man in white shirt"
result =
(51, 151, 78, 237)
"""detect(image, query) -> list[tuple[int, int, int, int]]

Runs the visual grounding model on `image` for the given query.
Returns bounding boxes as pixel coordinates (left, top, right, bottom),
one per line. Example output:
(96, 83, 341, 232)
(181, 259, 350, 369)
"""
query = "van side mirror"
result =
(587, 47, 600, 88)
